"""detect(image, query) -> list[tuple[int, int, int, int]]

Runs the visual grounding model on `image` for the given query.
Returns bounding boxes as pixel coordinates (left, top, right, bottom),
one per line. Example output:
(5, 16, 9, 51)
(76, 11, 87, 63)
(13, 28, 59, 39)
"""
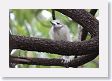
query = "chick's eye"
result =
(57, 22, 60, 24)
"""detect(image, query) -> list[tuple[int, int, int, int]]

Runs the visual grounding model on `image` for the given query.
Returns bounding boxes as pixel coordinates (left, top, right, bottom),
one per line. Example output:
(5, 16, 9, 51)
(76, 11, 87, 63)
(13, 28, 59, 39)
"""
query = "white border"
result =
(0, 0, 108, 77)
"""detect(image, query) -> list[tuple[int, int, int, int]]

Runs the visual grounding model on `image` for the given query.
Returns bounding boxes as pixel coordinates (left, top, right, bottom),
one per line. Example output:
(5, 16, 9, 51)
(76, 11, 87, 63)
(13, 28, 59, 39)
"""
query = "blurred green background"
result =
(9, 9, 99, 68)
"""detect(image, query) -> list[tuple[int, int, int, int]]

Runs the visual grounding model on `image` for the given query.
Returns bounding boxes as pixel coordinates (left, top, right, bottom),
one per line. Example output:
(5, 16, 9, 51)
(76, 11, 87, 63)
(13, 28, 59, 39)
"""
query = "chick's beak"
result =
(50, 21, 55, 25)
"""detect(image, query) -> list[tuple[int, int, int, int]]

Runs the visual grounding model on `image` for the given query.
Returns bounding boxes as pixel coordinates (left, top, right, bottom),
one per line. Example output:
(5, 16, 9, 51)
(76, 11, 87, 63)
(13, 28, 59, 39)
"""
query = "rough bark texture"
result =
(10, 35, 99, 56)
(10, 53, 98, 67)
(81, 9, 98, 41)
(9, 9, 99, 67)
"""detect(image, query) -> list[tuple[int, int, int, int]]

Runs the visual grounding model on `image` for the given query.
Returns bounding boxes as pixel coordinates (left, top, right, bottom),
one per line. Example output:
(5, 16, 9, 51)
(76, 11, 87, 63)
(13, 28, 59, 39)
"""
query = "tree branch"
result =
(10, 35, 99, 56)
(52, 9, 56, 20)
(10, 53, 98, 67)
(81, 9, 98, 41)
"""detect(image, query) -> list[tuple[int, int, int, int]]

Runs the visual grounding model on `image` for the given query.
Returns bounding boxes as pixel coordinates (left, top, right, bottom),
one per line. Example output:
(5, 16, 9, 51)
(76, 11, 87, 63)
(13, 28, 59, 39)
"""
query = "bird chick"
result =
(49, 20, 74, 67)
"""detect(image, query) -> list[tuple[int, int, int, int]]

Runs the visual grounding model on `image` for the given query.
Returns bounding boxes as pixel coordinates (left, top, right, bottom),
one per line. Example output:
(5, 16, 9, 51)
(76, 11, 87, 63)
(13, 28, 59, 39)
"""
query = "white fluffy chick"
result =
(49, 20, 74, 67)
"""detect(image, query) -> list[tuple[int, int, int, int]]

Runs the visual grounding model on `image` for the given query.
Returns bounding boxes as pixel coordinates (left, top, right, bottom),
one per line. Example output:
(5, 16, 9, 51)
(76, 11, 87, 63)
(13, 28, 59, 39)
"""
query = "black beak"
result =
(50, 21, 55, 25)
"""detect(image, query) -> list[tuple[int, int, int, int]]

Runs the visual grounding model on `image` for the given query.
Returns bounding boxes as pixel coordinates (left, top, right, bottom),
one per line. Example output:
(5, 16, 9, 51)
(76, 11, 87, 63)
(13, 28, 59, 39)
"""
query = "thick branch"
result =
(10, 53, 98, 67)
(81, 9, 98, 41)
(81, 29, 88, 41)
(10, 35, 99, 56)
